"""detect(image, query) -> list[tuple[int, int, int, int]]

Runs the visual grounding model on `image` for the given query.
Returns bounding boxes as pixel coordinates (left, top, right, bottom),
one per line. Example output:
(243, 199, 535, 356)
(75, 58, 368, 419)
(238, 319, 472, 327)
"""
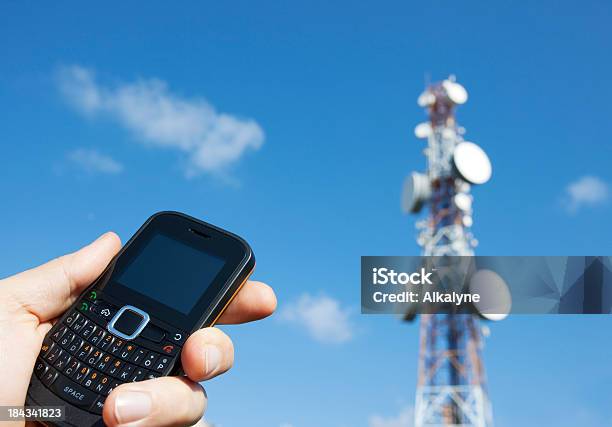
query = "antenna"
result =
(414, 122, 432, 139)
(443, 78, 468, 104)
(452, 142, 492, 185)
(401, 172, 431, 214)
(469, 270, 511, 321)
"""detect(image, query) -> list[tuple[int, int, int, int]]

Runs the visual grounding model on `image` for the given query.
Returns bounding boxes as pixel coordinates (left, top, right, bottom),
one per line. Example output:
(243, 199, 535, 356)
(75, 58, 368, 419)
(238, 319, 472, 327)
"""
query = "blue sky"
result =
(1, 1, 611, 426)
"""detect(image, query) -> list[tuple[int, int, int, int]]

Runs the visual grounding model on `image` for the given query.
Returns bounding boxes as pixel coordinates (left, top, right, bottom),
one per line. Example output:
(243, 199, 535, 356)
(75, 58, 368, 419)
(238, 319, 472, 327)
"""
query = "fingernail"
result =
(204, 345, 222, 375)
(114, 391, 152, 424)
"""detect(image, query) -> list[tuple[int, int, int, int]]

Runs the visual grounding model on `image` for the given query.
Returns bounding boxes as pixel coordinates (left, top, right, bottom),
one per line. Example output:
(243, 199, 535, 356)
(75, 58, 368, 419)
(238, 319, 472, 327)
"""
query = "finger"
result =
(104, 376, 206, 427)
(181, 327, 234, 382)
(216, 280, 277, 324)
(1, 232, 121, 321)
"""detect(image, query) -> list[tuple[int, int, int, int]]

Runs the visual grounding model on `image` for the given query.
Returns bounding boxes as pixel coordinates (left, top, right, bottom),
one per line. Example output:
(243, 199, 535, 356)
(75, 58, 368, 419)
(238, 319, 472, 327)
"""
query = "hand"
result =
(0, 232, 276, 426)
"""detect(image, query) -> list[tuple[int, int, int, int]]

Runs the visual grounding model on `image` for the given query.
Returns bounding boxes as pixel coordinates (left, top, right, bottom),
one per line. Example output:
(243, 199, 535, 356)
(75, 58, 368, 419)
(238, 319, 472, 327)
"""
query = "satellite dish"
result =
(452, 142, 492, 185)
(462, 215, 473, 227)
(401, 172, 431, 214)
(442, 128, 455, 140)
(417, 91, 435, 107)
(457, 181, 471, 193)
(469, 269, 512, 321)
(442, 80, 468, 105)
(414, 122, 432, 139)
(454, 193, 472, 212)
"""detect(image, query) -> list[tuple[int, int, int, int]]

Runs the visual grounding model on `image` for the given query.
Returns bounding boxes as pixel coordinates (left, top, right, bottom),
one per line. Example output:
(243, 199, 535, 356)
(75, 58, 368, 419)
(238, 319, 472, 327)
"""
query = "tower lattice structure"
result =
(407, 78, 494, 427)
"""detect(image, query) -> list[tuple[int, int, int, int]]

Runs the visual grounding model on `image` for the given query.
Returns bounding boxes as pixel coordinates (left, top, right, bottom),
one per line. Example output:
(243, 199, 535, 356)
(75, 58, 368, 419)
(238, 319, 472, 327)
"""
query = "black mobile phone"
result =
(26, 211, 255, 426)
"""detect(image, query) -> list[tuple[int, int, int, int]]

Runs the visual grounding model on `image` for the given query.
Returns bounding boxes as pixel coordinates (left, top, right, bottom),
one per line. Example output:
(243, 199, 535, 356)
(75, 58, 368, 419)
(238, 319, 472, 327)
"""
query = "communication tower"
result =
(402, 77, 495, 427)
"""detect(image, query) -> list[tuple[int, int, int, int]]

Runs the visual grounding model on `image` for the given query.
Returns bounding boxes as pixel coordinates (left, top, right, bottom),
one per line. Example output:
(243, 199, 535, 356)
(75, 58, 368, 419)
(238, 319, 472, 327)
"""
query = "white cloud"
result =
(369, 405, 414, 427)
(57, 65, 264, 176)
(68, 148, 123, 174)
(279, 294, 354, 344)
(564, 176, 608, 213)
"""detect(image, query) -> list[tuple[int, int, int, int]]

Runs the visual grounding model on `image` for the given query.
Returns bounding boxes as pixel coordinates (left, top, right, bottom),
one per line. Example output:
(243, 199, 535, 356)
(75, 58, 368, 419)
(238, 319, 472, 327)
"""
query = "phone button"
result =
(108, 306, 150, 341)
(67, 337, 85, 355)
(92, 302, 117, 321)
(43, 344, 62, 364)
(71, 316, 88, 333)
(40, 339, 53, 358)
(152, 355, 171, 373)
(140, 324, 165, 343)
(159, 343, 178, 356)
(64, 312, 80, 327)
(50, 374, 97, 408)
(41, 368, 59, 387)
(128, 367, 148, 382)
(142, 353, 158, 369)
(86, 289, 99, 302)
(170, 331, 186, 346)
(34, 359, 48, 378)
(58, 331, 76, 349)
(119, 343, 137, 360)
(130, 348, 148, 365)
(118, 364, 135, 381)
(89, 396, 106, 415)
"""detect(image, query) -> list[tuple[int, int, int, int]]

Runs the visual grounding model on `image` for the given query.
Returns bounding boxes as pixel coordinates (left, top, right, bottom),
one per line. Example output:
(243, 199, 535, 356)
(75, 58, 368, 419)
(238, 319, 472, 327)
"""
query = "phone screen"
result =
(114, 232, 226, 314)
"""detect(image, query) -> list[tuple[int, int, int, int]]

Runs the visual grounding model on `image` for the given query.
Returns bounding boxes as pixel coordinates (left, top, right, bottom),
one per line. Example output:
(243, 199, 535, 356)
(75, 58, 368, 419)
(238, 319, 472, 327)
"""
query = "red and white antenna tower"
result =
(402, 76, 495, 427)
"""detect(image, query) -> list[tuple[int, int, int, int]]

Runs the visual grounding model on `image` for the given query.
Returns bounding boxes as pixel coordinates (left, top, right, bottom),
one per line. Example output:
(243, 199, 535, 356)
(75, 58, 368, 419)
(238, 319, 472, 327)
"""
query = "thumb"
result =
(1, 232, 121, 322)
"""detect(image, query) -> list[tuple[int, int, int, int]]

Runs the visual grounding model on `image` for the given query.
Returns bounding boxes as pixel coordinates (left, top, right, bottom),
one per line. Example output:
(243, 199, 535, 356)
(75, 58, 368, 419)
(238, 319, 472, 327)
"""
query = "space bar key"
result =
(50, 374, 97, 407)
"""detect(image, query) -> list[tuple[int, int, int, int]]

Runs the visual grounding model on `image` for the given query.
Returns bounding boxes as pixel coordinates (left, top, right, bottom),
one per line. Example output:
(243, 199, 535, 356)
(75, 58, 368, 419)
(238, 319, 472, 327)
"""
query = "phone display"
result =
(115, 232, 226, 314)
(25, 212, 255, 426)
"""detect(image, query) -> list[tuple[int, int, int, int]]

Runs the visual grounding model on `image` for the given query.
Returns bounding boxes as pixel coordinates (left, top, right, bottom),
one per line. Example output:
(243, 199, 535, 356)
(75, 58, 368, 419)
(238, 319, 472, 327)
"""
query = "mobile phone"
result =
(26, 211, 255, 426)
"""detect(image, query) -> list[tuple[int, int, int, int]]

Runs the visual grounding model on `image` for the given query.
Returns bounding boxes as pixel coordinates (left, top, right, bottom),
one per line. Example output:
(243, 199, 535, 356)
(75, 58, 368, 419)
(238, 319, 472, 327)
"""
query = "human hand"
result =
(0, 232, 276, 426)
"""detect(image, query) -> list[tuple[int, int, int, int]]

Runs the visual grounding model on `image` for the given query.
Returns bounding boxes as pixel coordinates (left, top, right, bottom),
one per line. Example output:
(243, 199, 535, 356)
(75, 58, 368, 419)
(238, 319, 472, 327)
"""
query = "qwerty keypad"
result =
(33, 290, 185, 415)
